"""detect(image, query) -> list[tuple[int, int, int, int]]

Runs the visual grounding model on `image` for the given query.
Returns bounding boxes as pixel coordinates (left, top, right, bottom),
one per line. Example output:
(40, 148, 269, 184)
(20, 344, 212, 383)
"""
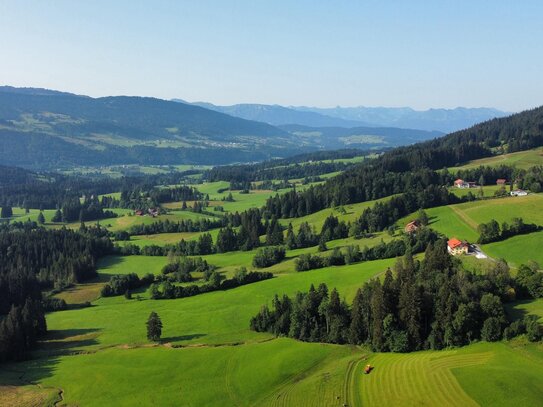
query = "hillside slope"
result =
(0, 87, 304, 168)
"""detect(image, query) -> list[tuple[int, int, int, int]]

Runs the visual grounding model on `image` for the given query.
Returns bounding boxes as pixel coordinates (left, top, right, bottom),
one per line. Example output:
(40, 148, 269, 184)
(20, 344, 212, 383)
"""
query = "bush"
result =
(481, 317, 502, 342)
(42, 297, 67, 312)
(252, 246, 286, 268)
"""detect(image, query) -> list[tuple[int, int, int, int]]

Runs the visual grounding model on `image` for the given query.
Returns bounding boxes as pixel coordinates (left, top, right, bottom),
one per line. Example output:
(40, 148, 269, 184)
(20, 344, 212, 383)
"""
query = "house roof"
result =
(447, 238, 465, 249)
(497, 178, 506, 183)
(454, 179, 464, 183)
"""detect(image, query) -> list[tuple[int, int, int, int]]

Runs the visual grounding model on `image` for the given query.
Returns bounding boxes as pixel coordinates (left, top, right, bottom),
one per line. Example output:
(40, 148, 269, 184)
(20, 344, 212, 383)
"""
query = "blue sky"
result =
(0, 1, 542, 111)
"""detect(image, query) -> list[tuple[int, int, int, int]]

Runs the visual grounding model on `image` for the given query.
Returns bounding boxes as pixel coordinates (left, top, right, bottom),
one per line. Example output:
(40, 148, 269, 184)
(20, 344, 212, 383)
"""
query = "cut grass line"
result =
(450, 205, 479, 231)
(361, 350, 491, 407)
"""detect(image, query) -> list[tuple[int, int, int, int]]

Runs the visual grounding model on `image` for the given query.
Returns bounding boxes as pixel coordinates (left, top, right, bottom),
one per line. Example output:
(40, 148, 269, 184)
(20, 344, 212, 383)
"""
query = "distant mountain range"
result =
(0, 86, 471, 169)
(176, 100, 371, 128)
(177, 99, 508, 133)
(294, 106, 510, 133)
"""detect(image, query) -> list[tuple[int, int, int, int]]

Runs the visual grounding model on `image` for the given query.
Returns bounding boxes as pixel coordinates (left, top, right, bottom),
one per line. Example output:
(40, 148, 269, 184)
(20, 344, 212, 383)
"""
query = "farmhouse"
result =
(454, 179, 469, 188)
(496, 178, 507, 185)
(404, 220, 420, 234)
(510, 189, 528, 197)
(454, 179, 476, 189)
(447, 238, 469, 255)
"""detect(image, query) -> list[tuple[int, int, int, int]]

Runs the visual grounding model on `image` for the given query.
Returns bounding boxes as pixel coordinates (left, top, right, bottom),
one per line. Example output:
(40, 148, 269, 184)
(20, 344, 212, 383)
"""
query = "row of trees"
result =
(101, 273, 155, 297)
(251, 243, 543, 351)
(477, 218, 540, 244)
(126, 218, 226, 236)
(150, 268, 273, 300)
(295, 228, 439, 272)
(204, 149, 367, 183)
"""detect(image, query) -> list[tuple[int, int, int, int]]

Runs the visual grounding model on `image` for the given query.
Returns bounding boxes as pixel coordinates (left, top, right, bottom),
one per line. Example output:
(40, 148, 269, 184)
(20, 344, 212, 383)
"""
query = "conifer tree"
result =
(146, 311, 163, 341)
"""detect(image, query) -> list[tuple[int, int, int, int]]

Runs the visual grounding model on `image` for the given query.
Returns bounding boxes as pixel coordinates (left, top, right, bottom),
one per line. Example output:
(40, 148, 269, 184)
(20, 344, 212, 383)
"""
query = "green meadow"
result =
(452, 147, 543, 170)
(360, 340, 543, 407)
(397, 194, 543, 267)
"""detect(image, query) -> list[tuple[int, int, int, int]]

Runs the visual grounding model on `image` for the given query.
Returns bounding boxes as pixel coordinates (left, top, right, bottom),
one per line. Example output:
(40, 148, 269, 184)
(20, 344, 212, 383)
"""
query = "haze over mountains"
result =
(178, 100, 509, 133)
(0, 86, 449, 169)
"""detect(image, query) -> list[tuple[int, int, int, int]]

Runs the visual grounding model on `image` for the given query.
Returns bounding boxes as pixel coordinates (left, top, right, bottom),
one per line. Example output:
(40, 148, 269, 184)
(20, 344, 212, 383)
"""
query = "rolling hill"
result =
(0, 87, 453, 169)
(279, 124, 443, 149)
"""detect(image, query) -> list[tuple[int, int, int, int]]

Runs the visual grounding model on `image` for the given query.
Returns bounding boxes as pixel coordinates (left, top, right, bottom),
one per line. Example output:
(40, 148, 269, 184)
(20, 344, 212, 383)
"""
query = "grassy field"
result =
(5, 208, 58, 223)
(449, 185, 505, 198)
(0, 257, 395, 406)
(3, 173, 543, 405)
(451, 147, 543, 170)
(64, 209, 213, 232)
(43, 257, 395, 350)
(279, 196, 394, 233)
(10, 339, 358, 407)
(359, 340, 543, 407)
(397, 194, 543, 267)
(483, 231, 543, 267)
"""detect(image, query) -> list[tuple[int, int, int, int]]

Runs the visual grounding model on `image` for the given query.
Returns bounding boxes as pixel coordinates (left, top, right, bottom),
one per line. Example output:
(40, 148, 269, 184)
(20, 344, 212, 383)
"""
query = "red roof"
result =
(447, 238, 464, 249)
(497, 179, 506, 183)
(454, 179, 464, 184)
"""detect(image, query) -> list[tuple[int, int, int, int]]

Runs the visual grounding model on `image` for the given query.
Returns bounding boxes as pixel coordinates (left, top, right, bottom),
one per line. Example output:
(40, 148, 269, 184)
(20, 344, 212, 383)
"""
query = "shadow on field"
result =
(37, 328, 101, 356)
(504, 300, 532, 322)
(161, 333, 206, 343)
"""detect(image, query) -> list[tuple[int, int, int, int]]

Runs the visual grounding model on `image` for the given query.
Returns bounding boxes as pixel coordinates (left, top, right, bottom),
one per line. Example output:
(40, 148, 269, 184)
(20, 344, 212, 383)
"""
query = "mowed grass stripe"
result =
(360, 350, 491, 407)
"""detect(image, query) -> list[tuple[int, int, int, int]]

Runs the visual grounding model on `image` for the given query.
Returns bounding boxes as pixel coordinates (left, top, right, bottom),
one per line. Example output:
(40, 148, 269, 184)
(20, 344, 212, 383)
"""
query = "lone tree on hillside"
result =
(37, 212, 46, 224)
(146, 311, 163, 342)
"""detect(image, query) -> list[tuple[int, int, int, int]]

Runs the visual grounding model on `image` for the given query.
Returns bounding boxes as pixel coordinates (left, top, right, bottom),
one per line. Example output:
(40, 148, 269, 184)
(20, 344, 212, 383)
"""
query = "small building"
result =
(447, 238, 469, 256)
(454, 179, 469, 188)
(135, 210, 144, 216)
(510, 189, 528, 197)
(404, 220, 420, 234)
(496, 178, 507, 186)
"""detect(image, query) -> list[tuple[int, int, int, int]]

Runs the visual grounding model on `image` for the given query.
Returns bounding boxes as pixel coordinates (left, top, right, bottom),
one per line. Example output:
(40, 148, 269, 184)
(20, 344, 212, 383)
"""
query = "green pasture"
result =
(360, 341, 543, 407)
(451, 147, 543, 171)
(279, 197, 393, 233)
(482, 231, 543, 268)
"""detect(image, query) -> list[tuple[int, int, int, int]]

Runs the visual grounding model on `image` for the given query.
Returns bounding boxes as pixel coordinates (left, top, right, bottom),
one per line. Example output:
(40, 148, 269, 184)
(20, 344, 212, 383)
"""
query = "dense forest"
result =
(251, 243, 543, 351)
(204, 149, 373, 184)
(0, 225, 113, 361)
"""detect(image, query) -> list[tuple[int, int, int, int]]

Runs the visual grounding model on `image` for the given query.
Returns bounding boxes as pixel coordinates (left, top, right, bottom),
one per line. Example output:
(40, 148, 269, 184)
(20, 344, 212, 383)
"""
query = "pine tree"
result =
(285, 223, 297, 249)
(1, 206, 13, 218)
(146, 311, 163, 341)
(37, 212, 45, 224)
(52, 209, 63, 223)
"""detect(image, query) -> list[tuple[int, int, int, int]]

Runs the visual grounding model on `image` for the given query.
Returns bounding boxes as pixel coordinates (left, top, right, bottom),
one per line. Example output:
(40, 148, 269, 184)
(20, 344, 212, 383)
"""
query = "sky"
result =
(0, 1, 542, 111)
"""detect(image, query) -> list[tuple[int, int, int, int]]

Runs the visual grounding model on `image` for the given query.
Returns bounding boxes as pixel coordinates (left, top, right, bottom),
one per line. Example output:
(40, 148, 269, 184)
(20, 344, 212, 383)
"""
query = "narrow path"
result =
(450, 205, 478, 231)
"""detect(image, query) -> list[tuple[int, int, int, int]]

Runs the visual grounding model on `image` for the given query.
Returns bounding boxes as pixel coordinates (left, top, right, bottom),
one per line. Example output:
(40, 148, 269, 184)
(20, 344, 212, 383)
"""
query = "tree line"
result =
(0, 225, 114, 362)
(477, 218, 541, 244)
(251, 242, 543, 351)
(295, 228, 439, 272)
(150, 268, 273, 300)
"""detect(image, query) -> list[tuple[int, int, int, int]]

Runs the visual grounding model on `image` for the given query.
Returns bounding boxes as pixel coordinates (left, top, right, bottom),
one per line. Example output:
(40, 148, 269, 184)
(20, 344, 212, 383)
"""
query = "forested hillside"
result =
(264, 106, 543, 218)
(0, 87, 451, 169)
(0, 87, 303, 168)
